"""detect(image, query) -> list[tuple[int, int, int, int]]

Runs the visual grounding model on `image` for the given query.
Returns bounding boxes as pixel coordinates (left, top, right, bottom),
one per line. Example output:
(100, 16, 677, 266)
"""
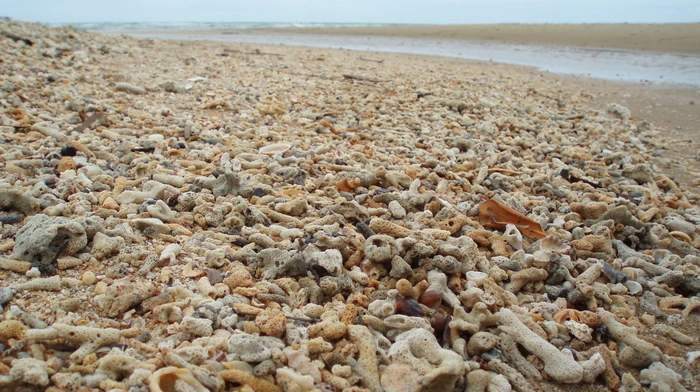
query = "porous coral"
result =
(597, 309, 662, 367)
(27, 323, 120, 362)
(10, 214, 88, 274)
(0, 187, 40, 216)
(381, 328, 464, 392)
(498, 308, 583, 383)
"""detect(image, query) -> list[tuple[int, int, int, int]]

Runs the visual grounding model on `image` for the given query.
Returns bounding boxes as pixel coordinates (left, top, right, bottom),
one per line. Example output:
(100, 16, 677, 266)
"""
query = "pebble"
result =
(114, 82, 146, 94)
(81, 271, 97, 285)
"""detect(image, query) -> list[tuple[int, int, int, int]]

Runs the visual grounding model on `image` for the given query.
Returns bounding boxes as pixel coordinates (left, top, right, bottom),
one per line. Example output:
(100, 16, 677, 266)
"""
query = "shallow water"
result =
(121, 31, 700, 86)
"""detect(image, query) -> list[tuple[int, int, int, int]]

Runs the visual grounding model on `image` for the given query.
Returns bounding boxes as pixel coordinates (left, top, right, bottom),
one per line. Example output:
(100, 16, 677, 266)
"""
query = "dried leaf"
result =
(478, 199, 546, 239)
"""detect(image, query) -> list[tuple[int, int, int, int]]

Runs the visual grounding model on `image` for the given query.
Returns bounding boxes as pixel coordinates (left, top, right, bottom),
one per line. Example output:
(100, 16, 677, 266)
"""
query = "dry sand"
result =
(256, 23, 700, 56)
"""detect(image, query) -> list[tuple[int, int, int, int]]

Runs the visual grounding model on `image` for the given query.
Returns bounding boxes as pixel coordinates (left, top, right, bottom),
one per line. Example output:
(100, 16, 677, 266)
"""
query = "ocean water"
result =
(76, 22, 700, 86)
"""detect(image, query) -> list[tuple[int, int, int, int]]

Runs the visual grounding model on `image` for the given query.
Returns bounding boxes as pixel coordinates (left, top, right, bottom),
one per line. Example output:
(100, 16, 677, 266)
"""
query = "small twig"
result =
(359, 56, 384, 64)
(243, 48, 283, 57)
(342, 74, 387, 83)
(560, 168, 602, 188)
(132, 147, 156, 153)
(286, 316, 321, 324)
(71, 112, 106, 133)
(1, 31, 33, 46)
(234, 310, 320, 324)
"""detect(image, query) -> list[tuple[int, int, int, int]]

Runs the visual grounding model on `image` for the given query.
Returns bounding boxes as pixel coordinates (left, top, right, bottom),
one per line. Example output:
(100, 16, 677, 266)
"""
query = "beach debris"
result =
(342, 73, 387, 82)
(606, 102, 632, 119)
(258, 143, 291, 156)
(70, 111, 107, 133)
(115, 82, 146, 94)
(1, 30, 33, 45)
(359, 56, 385, 63)
(0, 17, 697, 392)
(479, 199, 547, 239)
(10, 214, 88, 275)
(0, 188, 40, 216)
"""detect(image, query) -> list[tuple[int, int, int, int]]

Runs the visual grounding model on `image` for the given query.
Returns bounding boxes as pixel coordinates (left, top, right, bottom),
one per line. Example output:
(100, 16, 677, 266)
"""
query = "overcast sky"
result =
(4, 0, 699, 24)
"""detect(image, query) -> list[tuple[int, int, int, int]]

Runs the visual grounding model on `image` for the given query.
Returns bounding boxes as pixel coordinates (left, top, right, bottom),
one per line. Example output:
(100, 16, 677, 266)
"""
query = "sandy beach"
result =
(1, 19, 700, 392)
(125, 24, 700, 188)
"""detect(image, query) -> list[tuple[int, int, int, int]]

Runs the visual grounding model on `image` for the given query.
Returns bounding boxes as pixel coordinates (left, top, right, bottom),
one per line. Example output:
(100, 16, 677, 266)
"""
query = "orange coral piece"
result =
(319, 119, 339, 135)
(220, 365, 282, 392)
(438, 215, 469, 235)
(369, 218, 412, 238)
(553, 309, 601, 327)
(554, 309, 580, 324)
(336, 177, 361, 192)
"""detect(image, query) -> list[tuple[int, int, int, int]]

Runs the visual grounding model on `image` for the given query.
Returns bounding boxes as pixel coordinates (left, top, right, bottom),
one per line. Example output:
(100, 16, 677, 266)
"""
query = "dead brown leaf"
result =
(478, 199, 546, 239)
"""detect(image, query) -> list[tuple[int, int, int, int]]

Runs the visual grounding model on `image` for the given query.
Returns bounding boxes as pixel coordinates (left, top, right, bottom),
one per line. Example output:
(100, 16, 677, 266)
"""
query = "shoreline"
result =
(134, 22, 700, 56)
(121, 30, 700, 87)
(248, 23, 700, 56)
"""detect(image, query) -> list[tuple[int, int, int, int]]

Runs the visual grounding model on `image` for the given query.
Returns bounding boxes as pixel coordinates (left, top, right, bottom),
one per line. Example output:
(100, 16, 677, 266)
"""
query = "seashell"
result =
(688, 351, 700, 364)
(466, 271, 488, 286)
(624, 280, 643, 295)
(594, 325, 609, 343)
(335, 177, 361, 192)
(540, 235, 570, 254)
(669, 231, 692, 244)
(395, 296, 423, 317)
(204, 268, 223, 285)
(258, 143, 291, 156)
(418, 289, 441, 309)
(602, 261, 627, 284)
(182, 262, 204, 278)
(430, 309, 447, 336)
(148, 366, 209, 392)
(532, 250, 552, 267)
(503, 224, 524, 251)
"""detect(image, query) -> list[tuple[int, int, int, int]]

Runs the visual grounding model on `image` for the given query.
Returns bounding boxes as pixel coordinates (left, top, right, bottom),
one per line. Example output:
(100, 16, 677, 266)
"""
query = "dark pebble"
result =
(60, 146, 77, 157)
(355, 221, 375, 239)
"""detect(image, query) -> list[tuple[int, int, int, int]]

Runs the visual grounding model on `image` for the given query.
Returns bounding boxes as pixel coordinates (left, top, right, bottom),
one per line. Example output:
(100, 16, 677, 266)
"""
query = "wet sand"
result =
(125, 31, 700, 86)
(253, 23, 700, 56)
